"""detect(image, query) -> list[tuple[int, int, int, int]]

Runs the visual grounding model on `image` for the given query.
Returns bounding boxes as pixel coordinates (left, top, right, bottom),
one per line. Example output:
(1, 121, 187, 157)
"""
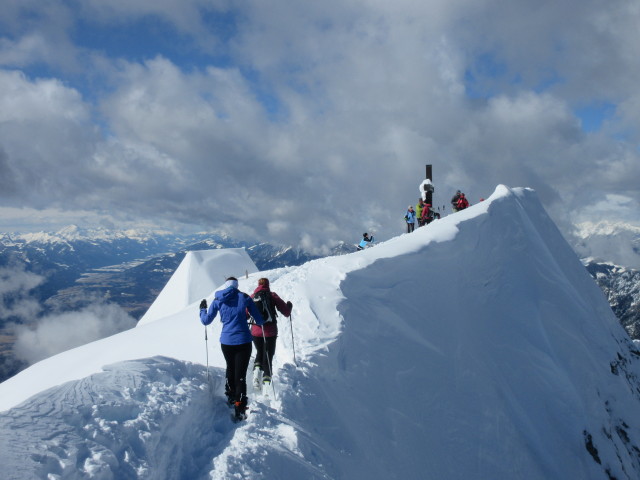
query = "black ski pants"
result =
(252, 335, 277, 378)
(221, 342, 252, 403)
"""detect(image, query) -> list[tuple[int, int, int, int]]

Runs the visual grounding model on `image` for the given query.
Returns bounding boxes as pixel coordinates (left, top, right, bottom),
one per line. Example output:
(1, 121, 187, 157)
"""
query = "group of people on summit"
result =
(404, 199, 441, 233)
(403, 190, 470, 233)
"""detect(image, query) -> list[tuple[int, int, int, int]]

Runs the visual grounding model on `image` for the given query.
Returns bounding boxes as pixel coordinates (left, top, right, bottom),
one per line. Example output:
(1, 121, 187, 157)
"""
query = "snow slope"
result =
(1, 185, 640, 480)
(138, 248, 259, 326)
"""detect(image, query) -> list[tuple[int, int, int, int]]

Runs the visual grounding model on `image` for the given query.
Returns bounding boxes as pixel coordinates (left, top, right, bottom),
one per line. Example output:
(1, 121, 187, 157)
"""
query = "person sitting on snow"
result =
(357, 233, 375, 250)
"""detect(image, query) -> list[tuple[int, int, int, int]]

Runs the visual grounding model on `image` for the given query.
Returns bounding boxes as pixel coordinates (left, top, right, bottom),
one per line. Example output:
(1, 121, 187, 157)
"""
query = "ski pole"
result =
(289, 312, 297, 367)
(204, 326, 210, 384)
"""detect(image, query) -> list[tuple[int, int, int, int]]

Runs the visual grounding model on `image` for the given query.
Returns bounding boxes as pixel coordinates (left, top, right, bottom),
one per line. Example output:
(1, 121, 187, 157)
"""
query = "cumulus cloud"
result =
(0, 265, 43, 319)
(0, 0, 639, 246)
(12, 302, 137, 365)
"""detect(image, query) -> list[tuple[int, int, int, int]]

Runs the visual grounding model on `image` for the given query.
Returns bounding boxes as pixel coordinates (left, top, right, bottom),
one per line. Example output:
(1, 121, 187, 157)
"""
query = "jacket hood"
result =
(253, 284, 270, 295)
(216, 285, 239, 303)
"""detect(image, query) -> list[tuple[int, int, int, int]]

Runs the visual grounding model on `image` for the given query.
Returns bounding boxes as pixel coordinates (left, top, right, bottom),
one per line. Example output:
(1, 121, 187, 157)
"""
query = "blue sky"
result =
(0, 0, 639, 249)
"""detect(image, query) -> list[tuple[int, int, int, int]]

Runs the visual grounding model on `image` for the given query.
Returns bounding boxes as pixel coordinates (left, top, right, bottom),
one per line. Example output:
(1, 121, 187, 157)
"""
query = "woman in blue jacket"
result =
(405, 205, 417, 233)
(200, 277, 264, 419)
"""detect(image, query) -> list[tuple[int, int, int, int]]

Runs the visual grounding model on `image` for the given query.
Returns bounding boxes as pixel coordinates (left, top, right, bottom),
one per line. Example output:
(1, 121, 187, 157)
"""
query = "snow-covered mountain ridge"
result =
(3, 219, 638, 338)
(1, 185, 639, 479)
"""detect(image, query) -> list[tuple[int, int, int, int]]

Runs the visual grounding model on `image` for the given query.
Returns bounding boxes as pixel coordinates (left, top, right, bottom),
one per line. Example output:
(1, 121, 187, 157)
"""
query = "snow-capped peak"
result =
(2, 225, 177, 244)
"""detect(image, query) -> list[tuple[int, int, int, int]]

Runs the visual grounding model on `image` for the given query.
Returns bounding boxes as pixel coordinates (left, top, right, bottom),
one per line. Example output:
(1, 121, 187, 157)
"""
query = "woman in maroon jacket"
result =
(250, 278, 292, 390)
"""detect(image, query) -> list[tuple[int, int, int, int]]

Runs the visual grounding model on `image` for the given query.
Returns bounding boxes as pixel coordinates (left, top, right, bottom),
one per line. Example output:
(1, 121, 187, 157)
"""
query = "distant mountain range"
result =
(0, 227, 354, 315)
(0, 227, 355, 381)
(0, 223, 638, 384)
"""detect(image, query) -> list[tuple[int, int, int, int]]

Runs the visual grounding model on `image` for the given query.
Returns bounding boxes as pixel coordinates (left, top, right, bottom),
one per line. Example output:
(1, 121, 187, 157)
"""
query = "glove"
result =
(200, 299, 207, 310)
(286, 301, 293, 309)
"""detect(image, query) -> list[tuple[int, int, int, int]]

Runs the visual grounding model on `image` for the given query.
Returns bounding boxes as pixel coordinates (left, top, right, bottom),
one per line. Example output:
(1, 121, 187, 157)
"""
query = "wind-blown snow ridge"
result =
(1, 184, 640, 480)
(138, 248, 259, 326)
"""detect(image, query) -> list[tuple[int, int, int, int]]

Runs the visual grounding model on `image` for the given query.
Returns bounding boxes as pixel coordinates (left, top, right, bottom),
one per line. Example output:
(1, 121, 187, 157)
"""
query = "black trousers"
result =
(221, 342, 252, 402)
(407, 222, 415, 233)
(252, 335, 277, 378)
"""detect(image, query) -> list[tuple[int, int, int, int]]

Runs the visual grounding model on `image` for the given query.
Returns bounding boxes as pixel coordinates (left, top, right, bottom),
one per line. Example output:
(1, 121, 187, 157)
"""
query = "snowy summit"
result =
(0, 185, 639, 479)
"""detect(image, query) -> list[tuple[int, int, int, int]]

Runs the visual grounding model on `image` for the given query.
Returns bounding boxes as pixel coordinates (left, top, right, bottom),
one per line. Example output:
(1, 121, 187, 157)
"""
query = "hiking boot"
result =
(234, 396, 248, 419)
(262, 375, 271, 386)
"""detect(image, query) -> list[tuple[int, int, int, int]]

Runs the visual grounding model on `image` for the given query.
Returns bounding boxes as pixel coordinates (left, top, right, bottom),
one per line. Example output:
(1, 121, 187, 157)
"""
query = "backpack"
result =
(253, 290, 278, 323)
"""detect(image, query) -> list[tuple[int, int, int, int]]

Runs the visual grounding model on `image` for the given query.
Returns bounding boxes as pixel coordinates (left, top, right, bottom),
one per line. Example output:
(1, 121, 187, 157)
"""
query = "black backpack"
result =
(253, 290, 278, 323)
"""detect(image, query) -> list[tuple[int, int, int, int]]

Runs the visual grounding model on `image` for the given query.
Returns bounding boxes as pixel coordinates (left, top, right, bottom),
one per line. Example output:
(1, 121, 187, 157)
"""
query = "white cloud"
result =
(0, 265, 43, 319)
(0, 33, 52, 67)
(13, 303, 137, 364)
(0, 0, 638, 247)
(575, 194, 640, 226)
